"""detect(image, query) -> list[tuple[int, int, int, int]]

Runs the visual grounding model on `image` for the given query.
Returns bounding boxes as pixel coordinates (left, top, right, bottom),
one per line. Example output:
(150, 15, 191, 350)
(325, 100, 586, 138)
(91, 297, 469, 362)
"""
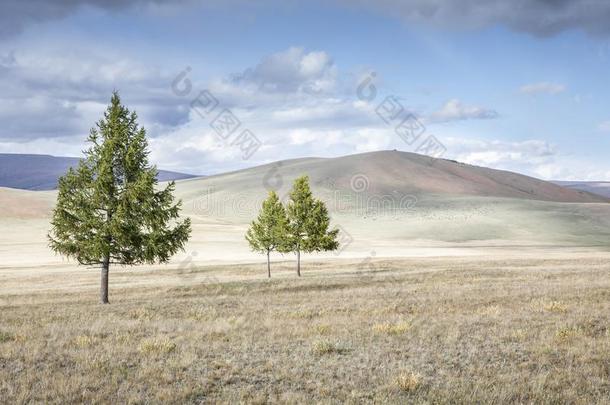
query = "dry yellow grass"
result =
(0, 256, 609, 403)
(310, 339, 346, 356)
(395, 370, 421, 392)
(372, 320, 411, 335)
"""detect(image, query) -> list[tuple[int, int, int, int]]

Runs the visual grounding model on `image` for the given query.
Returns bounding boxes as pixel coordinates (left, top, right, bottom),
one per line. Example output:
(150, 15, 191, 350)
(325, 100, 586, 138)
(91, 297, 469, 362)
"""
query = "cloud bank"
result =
(3, 0, 610, 40)
(343, 0, 610, 37)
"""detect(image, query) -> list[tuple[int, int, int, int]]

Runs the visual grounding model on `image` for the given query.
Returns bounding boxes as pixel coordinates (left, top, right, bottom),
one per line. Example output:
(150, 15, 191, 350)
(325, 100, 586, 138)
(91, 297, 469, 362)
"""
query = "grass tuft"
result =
(311, 339, 345, 356)
(188, 306, 218, 321)
(394, 370, 421, 392)
(372, 320, 411, 335)
(73, 335, 97, 348)
(289, 309, 322, 319)
(531, 299, 568, 313)
(139, 337, 176, 354)
(0, 331, 14, 343)
(478, 304, 501, 316)
(554, 326, 581, 344)
(544, 301, 568, 313)
(128, 307, 156, 321)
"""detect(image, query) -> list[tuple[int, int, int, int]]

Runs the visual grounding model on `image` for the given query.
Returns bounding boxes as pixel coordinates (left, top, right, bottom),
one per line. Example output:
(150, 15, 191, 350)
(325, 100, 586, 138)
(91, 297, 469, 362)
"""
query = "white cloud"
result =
(440, 136, 610, 180)
(0, 45, 374, 173)
(428, 99, 498, 123)
(519, 82, 566, 95)
(445, 138, 555, 165)
(598, 121, 610, 132)
(229, 47, 337, 96)
(441, 137, 559, 178)
(288, 129, 320, 146)
(1, 43, 605, 180)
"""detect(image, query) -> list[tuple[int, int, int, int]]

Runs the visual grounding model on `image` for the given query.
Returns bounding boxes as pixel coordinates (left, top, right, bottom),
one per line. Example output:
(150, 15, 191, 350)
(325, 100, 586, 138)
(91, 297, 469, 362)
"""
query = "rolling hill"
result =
(169, 150, 610, 259)
(177, 150, 606, 204)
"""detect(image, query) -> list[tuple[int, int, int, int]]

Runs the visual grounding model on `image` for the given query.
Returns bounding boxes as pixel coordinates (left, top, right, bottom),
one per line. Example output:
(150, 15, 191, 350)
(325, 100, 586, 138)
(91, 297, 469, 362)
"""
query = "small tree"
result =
(246, 191, 289, 278)
(284, 176, 339, 276)
(48, 92, 191, 304)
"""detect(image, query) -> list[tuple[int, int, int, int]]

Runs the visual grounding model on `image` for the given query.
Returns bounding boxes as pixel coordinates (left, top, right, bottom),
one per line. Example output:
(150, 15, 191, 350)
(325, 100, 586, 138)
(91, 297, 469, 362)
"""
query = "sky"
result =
(1, 0, 610, 180)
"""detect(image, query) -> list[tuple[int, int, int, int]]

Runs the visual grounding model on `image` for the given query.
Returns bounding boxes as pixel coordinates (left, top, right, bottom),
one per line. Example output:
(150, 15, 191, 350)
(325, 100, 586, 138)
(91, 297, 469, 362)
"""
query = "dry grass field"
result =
(1, 255, 609, 404)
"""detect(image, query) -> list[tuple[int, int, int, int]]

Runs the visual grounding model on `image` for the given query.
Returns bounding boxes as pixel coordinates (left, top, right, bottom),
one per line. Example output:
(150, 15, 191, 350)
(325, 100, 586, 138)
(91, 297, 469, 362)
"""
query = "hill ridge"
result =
(184, 150, 606, 204)
(0, 153, 197, 190)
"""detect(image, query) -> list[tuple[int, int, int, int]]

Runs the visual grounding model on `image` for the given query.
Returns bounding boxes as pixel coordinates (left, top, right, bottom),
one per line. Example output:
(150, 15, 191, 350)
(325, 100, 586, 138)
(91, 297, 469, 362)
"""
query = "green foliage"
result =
(246, 191, 289, 254)
(284, 176, 339, 254)
(246, 177, 339, 276)
(48, 92, 191, 266)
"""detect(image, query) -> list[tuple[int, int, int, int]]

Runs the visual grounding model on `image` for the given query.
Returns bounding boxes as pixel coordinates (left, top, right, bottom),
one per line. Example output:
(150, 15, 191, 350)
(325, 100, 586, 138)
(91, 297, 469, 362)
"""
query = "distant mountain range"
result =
(552, 181, 610, 199)
(0, 154, 197, 190)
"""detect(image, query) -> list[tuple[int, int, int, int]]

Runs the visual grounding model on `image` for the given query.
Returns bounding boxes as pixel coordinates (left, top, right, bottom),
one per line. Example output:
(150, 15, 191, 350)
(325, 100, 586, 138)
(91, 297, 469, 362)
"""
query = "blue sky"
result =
(1, 0, 610, 180)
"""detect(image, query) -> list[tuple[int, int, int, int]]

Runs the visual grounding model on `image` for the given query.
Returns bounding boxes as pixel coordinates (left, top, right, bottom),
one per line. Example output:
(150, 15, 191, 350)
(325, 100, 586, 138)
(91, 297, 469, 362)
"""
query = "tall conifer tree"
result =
(48, 92, 191, 304)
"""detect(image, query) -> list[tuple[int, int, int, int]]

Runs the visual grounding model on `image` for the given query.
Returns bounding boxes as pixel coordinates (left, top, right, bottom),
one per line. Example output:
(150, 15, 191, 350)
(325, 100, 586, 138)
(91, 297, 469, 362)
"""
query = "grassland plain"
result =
(0, 256, 609, 404)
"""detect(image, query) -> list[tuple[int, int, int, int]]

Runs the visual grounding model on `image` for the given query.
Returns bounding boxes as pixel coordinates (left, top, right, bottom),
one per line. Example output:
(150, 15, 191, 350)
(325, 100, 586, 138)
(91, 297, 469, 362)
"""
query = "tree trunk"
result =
(100, 256, 110, 304)
(296, 250, 301, 277)
(267, 250, 271, 278)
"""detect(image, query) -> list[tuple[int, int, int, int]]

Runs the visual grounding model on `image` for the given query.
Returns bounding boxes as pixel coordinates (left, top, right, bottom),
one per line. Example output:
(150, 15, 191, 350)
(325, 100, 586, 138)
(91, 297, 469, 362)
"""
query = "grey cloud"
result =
(0, 50, 191, 140)
(3, 0, 610, 39)
(0, 0, 182, 38)
(341, 0, 610, 36)
(0, 97, 83, 140)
